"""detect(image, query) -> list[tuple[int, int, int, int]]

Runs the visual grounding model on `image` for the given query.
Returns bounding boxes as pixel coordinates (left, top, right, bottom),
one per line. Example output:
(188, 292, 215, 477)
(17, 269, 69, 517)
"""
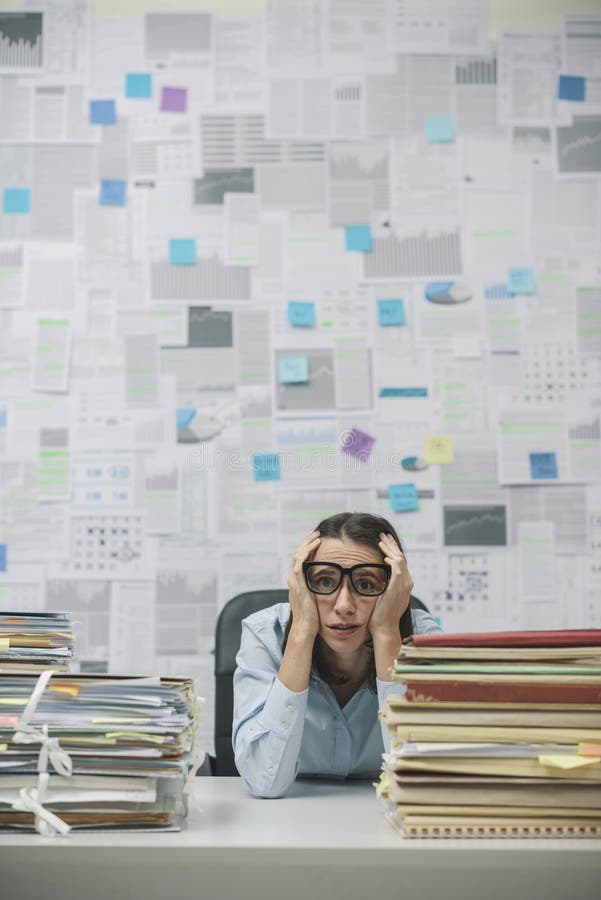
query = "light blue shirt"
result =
(232, 602, 442, 798)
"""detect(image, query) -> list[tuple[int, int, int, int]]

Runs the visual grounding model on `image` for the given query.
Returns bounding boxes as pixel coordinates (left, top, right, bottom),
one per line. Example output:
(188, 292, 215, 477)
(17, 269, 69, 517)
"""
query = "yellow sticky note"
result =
(0, 637, 9, 651)
(374, 771, 388, 799)
(539, 754, 600, 769)
(0, 743, 8, 752)
(424, 434, 454, 464)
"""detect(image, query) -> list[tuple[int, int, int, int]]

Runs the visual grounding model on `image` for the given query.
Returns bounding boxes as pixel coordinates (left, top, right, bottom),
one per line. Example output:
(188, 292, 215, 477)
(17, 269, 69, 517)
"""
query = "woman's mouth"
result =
(328, 624, 361, 637)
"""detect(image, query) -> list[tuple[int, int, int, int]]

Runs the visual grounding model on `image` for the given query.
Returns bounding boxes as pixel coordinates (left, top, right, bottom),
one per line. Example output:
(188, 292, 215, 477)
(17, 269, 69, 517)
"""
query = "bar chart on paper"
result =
(0, 244, 23, 307)
(455, 56, 497, 85)
(364, 227, 463, 278)
(151, 254, 251, 301)
(0, 12, 43, 70)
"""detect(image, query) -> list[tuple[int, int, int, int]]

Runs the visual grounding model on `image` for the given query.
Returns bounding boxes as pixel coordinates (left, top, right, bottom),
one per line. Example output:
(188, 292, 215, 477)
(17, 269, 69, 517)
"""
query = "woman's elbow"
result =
(235, 755, 294, 799)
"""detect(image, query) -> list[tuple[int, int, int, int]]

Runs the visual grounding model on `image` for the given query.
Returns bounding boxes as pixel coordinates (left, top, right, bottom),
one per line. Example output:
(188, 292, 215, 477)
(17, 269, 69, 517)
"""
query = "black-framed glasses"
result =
(303, 561, 391, 597)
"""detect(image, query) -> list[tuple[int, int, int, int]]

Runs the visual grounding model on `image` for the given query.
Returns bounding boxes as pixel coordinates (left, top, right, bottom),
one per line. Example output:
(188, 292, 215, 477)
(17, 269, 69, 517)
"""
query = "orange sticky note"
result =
(579, 743, 601, 758)
(48, 684, 80, 697)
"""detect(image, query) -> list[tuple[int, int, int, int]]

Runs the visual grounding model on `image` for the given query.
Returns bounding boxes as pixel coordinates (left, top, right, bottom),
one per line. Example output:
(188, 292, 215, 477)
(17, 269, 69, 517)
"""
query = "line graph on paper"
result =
(276, 350, 335, 411)
(443, 505, 507, 546)
(329, 141, 389, 180)
(557, 117, 601, 174)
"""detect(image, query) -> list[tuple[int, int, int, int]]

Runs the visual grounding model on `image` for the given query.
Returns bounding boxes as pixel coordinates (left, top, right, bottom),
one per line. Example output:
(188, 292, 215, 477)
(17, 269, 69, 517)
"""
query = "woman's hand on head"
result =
(368, 532, 413, 639)
(287, 530, 321, 640)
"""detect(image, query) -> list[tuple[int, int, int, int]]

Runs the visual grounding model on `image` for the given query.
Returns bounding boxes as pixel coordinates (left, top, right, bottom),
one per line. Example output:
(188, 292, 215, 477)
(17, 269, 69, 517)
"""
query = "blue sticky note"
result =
(378, 299, 405, 326)
(0, 544, 6, 572)
(345, 225, 372, 252)
(425, 115, 454, 143)
(177, 408, 196, 429)
(3, 187, 30, 214)
(99, 179, 126, 206)
(507, 267, 536, 295)
(252, 453, 281, 482)
(287, 301, 315, 328)
(169, 239, 196, 266)
(558, 75, 585, 102)
(388, 483, 419, 512)
(126, 73, 152, 99)
(529, 452, 558, 480)
(278, 356, 309, 384)
(89, 99, 116, 125)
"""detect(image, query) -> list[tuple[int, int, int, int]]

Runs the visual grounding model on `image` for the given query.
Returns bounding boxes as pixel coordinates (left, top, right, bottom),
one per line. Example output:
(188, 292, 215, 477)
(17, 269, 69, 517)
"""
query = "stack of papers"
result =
(0, 612, 74, 672)
(0, 672, 202, 832)
(379, 629, 601, 838)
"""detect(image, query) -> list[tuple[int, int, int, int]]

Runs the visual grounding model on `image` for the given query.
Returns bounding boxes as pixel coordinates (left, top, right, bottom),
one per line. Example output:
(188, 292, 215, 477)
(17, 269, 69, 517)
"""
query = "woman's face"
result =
(309, 536, 384, 656)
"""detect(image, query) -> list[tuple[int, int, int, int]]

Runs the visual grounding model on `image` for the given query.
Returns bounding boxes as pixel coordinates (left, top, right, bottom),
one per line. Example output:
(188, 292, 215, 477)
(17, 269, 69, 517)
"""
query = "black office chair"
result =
(209, 589, 431, 777)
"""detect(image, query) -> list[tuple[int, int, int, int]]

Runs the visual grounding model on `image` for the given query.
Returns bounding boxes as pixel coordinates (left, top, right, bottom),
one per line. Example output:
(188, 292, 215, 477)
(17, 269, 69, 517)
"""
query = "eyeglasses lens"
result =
(305, 565, 387, 596)
(305, 565, 341, 594)
(350, 566, 388, 595)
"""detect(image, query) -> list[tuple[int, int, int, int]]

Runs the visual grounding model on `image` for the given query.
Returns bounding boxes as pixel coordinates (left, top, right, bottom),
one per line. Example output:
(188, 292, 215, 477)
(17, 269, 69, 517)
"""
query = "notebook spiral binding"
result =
(403, 823, 601, 839)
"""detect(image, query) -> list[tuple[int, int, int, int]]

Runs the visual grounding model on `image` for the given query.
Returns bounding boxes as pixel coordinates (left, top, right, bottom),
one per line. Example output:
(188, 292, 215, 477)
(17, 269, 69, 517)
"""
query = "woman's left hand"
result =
(368, 532, 413, 638)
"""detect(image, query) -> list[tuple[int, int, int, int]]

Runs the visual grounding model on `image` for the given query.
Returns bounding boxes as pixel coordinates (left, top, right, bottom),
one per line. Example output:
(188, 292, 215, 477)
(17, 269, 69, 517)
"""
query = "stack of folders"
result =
(0, 672, 202, 833)
(379, 629, 601, 838)
(0, 612, 74, 671)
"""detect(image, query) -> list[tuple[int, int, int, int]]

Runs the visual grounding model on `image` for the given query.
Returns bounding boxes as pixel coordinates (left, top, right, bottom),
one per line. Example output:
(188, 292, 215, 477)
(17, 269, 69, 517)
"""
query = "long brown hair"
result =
(282, 512, 414, 692)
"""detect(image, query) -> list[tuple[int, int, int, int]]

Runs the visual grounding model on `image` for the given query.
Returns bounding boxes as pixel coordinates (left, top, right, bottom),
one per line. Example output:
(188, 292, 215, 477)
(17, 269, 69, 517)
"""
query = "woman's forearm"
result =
(372, 629, 402, 681)
(277, 624, 315, 692)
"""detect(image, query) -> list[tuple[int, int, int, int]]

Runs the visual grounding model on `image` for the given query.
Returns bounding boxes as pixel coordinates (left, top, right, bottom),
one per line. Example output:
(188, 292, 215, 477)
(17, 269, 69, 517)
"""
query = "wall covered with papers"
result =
(0, 0, 600, 753)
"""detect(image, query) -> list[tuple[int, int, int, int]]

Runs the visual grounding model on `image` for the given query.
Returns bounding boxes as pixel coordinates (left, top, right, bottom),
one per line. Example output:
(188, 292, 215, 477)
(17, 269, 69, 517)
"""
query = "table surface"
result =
(0, 775, 599, 852)
(1, 777, 600, 900)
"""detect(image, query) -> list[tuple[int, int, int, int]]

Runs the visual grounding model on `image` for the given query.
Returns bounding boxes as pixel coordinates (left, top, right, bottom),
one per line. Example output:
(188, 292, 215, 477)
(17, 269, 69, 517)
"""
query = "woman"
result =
(232, 512, 441, 797)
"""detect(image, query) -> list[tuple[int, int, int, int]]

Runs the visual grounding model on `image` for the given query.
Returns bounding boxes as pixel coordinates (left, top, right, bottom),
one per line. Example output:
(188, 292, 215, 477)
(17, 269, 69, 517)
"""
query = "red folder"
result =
(411, 630, 601, 648)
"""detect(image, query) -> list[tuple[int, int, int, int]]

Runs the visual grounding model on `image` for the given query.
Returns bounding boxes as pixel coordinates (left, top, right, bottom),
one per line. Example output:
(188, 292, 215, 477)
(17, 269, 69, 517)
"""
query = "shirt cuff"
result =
(255, 676, 308, 738)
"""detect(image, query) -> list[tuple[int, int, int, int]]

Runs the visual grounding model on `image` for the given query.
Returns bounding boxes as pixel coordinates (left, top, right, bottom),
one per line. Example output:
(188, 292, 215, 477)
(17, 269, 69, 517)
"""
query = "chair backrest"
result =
(213, 590, 430, 776)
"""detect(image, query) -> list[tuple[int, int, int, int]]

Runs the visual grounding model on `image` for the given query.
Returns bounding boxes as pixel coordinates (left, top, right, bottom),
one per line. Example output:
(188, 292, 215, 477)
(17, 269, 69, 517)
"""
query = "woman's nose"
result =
(333, 576, 356, 613)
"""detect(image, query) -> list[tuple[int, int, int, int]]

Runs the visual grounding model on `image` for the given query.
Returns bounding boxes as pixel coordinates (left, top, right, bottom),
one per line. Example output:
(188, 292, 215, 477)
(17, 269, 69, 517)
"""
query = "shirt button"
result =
(286, 704, 293, 711)
(267, 767, 274, 776)
(281, 721, 289, 730)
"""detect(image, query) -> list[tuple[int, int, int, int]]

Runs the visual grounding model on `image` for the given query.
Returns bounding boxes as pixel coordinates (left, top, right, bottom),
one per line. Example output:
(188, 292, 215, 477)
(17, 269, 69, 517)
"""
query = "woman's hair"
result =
(282, 512, 414, 692)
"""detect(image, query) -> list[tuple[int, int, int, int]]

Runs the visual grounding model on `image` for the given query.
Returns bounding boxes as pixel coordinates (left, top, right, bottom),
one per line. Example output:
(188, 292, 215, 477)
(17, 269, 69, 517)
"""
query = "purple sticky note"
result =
(160, 86, 187, 113)
(340, 427, 376, 461)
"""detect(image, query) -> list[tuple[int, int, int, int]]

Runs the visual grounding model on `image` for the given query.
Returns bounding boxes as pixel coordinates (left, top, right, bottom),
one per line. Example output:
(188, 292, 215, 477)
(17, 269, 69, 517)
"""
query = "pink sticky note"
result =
(161, 86, 187, 113)
(0, 716, 19, 726)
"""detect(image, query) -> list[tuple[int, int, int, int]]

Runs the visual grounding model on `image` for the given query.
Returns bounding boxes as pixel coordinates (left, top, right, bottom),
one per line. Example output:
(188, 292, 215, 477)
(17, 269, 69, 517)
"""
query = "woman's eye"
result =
(317, 577, 334, 589)
(357, 580, 374, 592)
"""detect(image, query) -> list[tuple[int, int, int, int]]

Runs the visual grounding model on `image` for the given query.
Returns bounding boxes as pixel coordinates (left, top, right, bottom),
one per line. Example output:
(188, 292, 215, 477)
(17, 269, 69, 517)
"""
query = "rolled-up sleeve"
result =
(375, 610, 443, 751)
(232, 617, 308, 798)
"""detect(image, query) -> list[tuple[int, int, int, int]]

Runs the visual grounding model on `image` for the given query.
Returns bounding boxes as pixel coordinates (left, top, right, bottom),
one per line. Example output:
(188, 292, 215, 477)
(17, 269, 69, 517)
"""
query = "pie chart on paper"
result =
(424, 282, 472, 305)
(401, 456, 429, 472)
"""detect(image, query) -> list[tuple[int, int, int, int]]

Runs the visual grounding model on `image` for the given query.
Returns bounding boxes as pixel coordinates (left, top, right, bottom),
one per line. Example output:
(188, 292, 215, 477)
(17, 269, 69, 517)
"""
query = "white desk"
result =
(0, 777, 599, 900)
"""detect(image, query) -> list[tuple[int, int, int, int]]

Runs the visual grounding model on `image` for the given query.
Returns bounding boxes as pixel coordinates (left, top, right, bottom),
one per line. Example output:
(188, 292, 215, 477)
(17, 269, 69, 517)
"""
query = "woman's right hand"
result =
(286, 530, 321, 639)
